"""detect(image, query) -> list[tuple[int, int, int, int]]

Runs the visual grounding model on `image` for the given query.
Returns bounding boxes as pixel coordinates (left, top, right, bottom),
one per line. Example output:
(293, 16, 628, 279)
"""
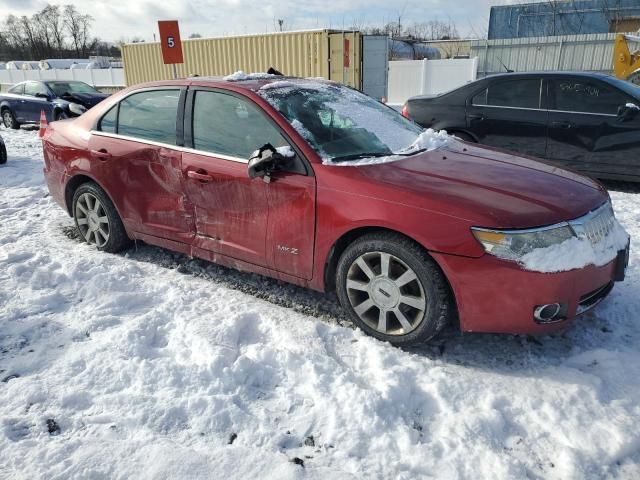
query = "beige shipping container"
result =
(122, 29, 361, 89)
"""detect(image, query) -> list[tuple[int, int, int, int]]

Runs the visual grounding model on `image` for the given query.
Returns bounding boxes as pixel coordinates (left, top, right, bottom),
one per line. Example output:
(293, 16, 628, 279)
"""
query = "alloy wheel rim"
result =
(346, 251, 427, 336)
(3, 112, 12, 127)
(75, 193, 110, 247)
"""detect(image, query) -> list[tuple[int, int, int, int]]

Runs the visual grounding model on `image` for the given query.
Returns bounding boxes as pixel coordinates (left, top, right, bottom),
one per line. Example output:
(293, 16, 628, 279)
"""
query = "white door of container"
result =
(362, 35, 388, 100)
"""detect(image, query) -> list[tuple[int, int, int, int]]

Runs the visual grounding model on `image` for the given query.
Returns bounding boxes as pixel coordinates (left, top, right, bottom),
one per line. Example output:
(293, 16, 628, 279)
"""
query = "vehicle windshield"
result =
(45, 81, 99, 97)
(258, 82, 424, 160)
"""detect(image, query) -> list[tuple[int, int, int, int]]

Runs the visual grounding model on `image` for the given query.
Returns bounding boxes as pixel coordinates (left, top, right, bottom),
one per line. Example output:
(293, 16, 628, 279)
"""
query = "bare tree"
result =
(64, 5, 93, 58)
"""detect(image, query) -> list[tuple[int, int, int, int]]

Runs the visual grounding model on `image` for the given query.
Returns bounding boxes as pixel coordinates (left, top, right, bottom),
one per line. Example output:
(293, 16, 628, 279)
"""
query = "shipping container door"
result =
(362, 35, 388, 100)
(328, 32, 361, 89)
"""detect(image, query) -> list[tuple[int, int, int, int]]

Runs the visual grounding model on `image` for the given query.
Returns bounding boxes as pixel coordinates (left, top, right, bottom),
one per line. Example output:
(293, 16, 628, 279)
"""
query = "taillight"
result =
(401, 104, 410, 119)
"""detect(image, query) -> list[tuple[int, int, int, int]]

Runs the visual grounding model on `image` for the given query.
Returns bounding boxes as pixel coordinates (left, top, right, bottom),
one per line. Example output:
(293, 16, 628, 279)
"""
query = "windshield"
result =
(46, 81, 99, 97)
(258, 82, 424, 160)
(604, 76, 640, 101)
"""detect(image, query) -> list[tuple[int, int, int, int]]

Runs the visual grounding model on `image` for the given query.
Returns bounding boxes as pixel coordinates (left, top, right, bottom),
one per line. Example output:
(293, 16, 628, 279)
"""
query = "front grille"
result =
(569, 202, 615, 246)
(576, 282, 614, 315)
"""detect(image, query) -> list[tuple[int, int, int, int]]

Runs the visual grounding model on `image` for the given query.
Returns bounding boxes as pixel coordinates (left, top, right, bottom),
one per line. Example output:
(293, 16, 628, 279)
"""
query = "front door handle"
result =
(468, 113, 485, 121)
(90, 149, 112, 160)
(187, 170, 213, 183)
(550, 121, 575, 129)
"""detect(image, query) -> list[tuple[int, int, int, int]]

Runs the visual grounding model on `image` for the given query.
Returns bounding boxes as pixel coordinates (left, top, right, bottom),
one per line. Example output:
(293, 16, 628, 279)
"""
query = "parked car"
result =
(0, 80, 109, 129)
(403, 72, 640, 182)
(41, 77, 629, 346)
(0, 133, 6, 164)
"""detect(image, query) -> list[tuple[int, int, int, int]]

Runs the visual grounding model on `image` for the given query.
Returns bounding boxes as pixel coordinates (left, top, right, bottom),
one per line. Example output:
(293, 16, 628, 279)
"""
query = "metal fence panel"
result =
(472, 33, 618, 76)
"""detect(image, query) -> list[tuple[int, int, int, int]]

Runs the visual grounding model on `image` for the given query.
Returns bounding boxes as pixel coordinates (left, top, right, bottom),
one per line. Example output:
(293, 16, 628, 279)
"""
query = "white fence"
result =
(0, 68, 125, 92)
(387, 58, 478, 106)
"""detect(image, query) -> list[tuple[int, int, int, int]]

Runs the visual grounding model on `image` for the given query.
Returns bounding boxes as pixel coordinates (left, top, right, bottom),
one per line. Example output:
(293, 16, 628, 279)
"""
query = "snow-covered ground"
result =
(1, 126, 639, 480)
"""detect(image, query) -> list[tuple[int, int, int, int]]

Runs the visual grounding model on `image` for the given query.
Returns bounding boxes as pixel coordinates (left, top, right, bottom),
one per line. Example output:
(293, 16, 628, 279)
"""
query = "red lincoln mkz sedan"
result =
(42, 75, 630, 346)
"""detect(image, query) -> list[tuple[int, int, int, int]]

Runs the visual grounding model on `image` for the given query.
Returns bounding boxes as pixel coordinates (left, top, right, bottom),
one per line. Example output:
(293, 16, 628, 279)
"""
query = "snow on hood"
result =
(223, 71, 277, 81)
(322, 129, 453, 166)
(520, 218, 629, 273)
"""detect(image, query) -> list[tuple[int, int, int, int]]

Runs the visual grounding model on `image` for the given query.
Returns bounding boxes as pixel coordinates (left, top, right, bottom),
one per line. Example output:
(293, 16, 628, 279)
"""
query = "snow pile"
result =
(223, 71, 276, 81)
(625, 103, 640, 110)
(275, 145, 295, 158)
(1, 127, 640, 479)
(520, 217, 629, 273)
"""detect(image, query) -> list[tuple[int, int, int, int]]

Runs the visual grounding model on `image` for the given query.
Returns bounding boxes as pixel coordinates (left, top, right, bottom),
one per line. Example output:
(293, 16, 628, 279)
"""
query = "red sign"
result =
(158, 20, 184, 64)
(343, 38, 350, 68)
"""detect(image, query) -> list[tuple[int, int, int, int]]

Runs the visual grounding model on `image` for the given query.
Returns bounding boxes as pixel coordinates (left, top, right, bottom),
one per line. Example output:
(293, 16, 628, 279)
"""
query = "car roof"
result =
(135, 75, 335, 92)
(483, 71, 613, 80)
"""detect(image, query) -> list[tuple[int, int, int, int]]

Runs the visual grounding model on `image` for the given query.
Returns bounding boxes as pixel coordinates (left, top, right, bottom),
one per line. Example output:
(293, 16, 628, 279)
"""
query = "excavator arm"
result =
(614, 33, 640, 85)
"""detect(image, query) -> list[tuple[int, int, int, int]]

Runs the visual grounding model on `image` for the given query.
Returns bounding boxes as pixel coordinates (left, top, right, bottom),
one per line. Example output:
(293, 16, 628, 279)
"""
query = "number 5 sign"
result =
(158, 20, 184, 65)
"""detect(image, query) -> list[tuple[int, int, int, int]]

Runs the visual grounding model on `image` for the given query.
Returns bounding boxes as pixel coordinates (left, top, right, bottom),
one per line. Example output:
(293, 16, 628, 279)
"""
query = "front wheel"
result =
(54, 110, 69, 121)
(336, 232, 454, 346)
(72, 182, 130, 253)
(2, 109, 20, 130)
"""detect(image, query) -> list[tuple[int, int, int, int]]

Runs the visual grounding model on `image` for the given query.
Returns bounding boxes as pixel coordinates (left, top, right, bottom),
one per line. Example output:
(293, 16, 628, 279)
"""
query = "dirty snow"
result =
(1, 127, 640, 479)
(521, 217, 630, 273)
(223, 71, 276, 81)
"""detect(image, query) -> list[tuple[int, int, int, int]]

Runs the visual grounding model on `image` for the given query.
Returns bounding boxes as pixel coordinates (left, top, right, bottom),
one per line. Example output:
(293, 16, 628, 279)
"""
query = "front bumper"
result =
(432, 249, 626, 335)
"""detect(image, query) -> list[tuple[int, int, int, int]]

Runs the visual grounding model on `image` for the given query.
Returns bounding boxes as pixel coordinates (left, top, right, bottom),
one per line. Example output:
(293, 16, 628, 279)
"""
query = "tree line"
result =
(0, 4, 120, 63)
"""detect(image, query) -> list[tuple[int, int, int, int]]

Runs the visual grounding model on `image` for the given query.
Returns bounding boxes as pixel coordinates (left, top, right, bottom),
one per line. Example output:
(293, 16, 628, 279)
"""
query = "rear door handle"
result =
(187, 170, 213, 183)
(468, 113, 485, 121)
(550, 121, 575, 129)
(90, 149, 112, 160)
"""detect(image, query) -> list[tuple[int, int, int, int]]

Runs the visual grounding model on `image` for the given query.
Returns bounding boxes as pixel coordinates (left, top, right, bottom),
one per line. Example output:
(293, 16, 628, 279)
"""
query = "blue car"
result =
(0, 80, 110, 129)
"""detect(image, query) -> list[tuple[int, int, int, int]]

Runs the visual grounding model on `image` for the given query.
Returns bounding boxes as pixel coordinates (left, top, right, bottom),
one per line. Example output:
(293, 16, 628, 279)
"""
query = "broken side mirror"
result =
(248, 143, 284, 183)
(617, 103, 640, 122)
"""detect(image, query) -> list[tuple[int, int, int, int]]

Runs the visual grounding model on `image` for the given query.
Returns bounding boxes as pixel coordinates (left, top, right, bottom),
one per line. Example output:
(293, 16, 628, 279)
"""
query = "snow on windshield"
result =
(258, 81, 451, 164)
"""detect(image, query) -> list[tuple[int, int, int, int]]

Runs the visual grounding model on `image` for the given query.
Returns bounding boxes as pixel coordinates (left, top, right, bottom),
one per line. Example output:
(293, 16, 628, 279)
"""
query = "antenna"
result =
(497, 56, 514, 73)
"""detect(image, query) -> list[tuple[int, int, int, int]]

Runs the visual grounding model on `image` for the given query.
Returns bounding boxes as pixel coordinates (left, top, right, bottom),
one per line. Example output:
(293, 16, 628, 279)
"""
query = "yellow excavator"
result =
(614, 33, 640, 84)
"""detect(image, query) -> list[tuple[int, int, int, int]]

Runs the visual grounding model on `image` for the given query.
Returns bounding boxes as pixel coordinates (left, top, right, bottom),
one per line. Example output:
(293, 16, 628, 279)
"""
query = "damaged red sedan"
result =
(42, 76, 630, 346)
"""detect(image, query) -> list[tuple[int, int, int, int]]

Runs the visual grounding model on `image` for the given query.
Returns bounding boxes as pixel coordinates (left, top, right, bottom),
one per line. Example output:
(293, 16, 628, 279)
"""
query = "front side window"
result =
(550, 79, 629, 115)
(24, 82, 48, 97)
(99, 105, 117, 133)
(116, 89, 180, 144)
(259, 82, 423, 160)
(8, 83, 24, 95)
(192, 90, 289, 158)
(484, 79, 541, 109)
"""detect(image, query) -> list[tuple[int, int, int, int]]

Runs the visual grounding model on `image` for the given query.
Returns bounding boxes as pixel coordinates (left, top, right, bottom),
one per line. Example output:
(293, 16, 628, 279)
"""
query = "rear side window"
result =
(8, 84, 24, 95)
(192, 90, 288, 158)
(99, 105, 117, 133)
(116, 89, 180, 144)
(550, 79, 629, 115)
(473, 79, 541, 109)
(24, 82, 48, 97)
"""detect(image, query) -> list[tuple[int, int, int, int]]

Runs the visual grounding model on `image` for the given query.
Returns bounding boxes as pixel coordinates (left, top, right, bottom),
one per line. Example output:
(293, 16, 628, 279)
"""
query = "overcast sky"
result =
(0, 0, 520, 42)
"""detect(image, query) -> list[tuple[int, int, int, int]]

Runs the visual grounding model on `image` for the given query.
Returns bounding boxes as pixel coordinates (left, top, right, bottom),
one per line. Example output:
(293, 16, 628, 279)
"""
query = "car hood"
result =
(58, 92, 110, 108)
(353, 141, 608, 229)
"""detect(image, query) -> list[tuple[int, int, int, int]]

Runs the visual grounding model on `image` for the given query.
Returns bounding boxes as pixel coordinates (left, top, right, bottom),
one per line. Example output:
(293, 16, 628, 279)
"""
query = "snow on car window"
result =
(258, 82, 451, 164)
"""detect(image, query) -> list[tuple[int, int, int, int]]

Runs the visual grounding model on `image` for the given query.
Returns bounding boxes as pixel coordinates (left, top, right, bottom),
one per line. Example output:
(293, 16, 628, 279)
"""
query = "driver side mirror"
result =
(248, 143, 284, 183)
(617, 103, 639, 122)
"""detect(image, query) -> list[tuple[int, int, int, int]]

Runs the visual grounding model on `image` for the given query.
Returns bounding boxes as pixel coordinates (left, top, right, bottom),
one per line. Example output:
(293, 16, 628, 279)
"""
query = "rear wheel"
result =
(336, 232, 454, 346)
(72, 183, 130, 253)
(2, 109, 20, 130)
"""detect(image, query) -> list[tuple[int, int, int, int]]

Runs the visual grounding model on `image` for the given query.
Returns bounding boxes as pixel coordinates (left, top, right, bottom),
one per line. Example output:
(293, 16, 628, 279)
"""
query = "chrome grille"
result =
(569, 202, 615, 246)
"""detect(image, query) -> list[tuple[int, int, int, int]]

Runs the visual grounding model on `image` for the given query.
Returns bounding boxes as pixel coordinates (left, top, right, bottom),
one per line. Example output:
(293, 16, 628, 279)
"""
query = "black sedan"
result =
(403, 72, 640, 182)
(0, 80, 109, 129)
(0, 133, 5, 164)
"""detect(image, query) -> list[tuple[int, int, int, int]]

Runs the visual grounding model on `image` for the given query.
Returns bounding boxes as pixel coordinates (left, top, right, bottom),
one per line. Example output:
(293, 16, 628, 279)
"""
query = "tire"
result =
(2, 109, 20, 130)
(54, 110, 69, 121)
(72, 182, 130, 253)
(336, 232, 454, 346)
(452, 131, 475, 143)
(0, 141, 6, 165)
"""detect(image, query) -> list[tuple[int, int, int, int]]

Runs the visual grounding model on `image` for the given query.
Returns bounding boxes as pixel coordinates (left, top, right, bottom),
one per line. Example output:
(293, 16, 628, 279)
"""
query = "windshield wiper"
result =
(330, 152, 391, 162)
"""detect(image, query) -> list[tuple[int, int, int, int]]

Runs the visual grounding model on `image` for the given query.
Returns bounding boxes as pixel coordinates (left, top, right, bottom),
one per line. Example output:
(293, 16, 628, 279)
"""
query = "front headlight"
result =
(68, 103, 87, 116)
(472, 224, 575, 261)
